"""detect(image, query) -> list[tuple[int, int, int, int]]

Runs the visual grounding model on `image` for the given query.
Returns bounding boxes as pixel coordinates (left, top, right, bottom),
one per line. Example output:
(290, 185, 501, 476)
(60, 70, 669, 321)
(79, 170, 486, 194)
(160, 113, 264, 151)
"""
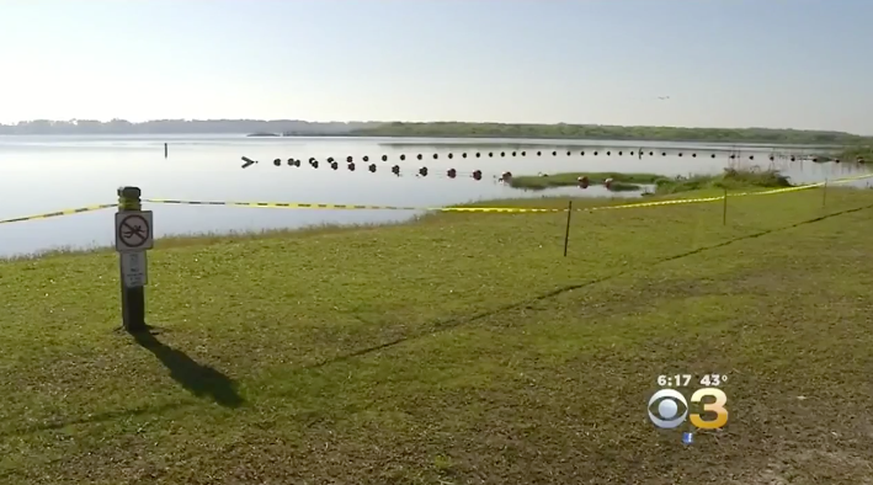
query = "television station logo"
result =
(648, 374, 729, 440)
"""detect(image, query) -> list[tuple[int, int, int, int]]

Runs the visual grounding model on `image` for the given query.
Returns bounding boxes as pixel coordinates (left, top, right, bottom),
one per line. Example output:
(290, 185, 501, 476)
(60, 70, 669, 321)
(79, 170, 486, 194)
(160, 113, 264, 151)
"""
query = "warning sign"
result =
(121, 251, 148, 288)
(115, 211, 153, 252)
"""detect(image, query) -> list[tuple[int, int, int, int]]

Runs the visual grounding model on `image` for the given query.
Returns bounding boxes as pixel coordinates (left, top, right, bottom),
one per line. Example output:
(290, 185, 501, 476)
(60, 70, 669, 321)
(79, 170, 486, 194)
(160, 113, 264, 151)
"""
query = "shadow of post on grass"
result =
(131, 326, 244, 408)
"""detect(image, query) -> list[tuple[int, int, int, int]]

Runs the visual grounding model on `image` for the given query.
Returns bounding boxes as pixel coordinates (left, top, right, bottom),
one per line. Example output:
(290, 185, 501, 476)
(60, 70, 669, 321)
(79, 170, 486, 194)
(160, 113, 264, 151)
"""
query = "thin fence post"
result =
(563, 200, 573, 257)
(722, 187, 728, 226)
(822, 178, 828, 208)
(116, 186, 153, 333)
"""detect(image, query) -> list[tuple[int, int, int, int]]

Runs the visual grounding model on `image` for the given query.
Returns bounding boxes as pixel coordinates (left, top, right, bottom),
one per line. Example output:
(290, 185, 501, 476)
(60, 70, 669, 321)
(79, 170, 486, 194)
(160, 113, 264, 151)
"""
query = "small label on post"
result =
(115, 211, 154, 252)
(121, 251, 148, 288)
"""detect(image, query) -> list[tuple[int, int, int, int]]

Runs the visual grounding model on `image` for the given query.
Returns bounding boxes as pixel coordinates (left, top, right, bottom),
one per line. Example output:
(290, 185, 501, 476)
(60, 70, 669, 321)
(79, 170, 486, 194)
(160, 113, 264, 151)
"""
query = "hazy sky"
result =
(1, 0, 871, 133)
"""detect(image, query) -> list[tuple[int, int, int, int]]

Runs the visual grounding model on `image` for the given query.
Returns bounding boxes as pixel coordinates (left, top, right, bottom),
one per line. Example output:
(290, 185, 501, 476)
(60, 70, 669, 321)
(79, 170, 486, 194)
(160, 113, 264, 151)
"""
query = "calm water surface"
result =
(1, 135, 869, 257)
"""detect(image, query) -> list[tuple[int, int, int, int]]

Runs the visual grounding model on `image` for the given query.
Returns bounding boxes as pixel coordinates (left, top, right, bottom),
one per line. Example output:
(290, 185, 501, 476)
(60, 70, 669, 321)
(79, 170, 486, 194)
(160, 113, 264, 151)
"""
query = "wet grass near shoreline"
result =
(510, 167, 794, 195)
(508, 171, 662, 191)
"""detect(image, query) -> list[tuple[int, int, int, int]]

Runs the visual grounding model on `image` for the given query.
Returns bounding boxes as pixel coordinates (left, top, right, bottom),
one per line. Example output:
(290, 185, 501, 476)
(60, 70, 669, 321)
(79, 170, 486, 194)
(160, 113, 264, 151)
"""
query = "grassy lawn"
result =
(2, 186, 873, 484)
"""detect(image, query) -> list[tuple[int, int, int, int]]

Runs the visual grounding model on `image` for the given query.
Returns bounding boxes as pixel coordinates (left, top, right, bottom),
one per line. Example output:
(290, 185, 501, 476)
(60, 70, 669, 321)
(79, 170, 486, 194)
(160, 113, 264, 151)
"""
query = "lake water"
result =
(1, 134, 870, 258)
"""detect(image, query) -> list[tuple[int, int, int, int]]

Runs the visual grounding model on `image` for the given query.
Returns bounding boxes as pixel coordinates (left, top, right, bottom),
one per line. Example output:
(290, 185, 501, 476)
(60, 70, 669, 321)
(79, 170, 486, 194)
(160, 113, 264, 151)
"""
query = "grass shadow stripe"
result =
(301, 202, 873, 370)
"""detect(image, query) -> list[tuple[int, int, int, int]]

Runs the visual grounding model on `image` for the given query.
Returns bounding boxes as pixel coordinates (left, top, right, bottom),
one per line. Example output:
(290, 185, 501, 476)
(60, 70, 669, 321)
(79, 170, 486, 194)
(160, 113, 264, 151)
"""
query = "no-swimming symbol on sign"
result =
(115, 211, 154, 252)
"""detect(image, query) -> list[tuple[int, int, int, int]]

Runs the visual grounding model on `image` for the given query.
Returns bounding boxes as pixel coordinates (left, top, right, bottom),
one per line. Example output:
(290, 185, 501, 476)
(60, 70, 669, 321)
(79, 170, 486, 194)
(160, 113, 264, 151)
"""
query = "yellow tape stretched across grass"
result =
(1, 173, 871, 226)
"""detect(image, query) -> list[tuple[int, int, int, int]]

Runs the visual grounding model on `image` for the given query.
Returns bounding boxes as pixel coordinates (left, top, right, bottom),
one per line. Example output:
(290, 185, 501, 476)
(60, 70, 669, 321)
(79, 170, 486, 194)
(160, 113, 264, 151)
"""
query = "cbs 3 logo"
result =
(647, 388, 728, 430)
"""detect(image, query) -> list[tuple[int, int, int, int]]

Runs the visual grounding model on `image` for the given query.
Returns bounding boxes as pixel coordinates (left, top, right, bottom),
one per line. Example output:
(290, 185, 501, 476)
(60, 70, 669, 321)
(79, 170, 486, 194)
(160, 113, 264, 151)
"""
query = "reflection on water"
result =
(0, 135, 869, 257)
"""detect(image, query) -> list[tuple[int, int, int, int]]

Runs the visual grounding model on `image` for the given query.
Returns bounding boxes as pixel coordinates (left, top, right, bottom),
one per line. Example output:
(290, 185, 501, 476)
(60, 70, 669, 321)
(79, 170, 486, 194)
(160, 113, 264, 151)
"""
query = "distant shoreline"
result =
(278, 132, 846, 148)
(2, 119, 869, 147)
(0, 130, 847, 149)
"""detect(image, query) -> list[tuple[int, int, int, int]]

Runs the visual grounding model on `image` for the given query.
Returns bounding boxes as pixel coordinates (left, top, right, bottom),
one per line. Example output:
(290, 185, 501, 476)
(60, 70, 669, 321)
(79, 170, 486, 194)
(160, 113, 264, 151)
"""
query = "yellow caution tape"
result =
(0, 203, 116, 225)
(733, 173, 873, 197)
(142, 198, 724, 212)
(142, 199, 564, 212)
(136, 194, 731, 213)
(589, 195, 725, 211)
(438, 207, 562, 213)
(2, 173, 871, 226)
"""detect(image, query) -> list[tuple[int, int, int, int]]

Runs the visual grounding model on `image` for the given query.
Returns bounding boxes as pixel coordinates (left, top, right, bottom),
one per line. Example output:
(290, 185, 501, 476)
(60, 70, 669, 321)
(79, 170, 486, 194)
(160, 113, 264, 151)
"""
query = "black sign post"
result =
(118, 186, 147, 332)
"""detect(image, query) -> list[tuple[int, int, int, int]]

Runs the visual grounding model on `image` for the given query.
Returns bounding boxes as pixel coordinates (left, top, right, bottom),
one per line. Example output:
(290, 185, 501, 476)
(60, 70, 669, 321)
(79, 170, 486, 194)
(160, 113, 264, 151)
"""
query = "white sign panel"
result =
(121, 251, 148, 288)
(115, 211, 154, 252)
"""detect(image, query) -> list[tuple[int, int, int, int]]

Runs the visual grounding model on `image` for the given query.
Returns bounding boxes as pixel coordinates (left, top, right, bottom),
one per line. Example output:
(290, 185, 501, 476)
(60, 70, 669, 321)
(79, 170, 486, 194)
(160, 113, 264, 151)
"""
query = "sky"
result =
(1, 0, 872, 133)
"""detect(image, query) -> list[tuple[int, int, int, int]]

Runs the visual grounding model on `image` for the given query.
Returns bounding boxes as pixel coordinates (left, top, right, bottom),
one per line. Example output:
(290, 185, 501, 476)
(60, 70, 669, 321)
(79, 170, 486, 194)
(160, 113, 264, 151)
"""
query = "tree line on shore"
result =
(348, 121, 873, 145)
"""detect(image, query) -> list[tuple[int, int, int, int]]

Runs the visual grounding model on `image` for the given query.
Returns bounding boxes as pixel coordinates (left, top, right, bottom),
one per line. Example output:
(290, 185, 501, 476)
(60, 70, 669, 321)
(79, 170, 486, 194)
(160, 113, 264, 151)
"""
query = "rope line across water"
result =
(251, 147, 861, 168)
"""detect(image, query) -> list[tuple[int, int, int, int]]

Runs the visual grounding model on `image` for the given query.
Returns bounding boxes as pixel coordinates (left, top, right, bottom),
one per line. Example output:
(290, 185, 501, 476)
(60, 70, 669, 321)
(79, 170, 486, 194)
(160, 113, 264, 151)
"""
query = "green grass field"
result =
(2, 186, 873, 484)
